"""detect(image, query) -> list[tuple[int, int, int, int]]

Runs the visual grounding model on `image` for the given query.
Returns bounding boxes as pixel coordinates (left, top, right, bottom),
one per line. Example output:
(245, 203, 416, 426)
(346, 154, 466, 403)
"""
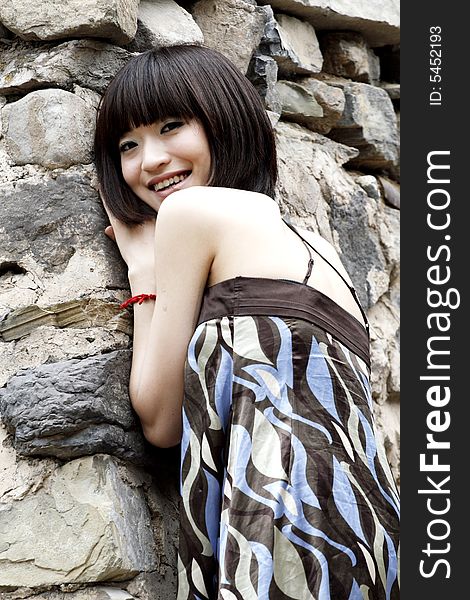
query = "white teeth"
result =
(153, 172, 189, 191)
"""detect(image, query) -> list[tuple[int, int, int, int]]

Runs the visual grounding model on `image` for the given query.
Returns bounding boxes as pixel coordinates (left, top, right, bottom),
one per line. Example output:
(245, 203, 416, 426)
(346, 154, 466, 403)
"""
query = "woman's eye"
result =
(161, 121, 184, 134)
(119, 140, 137, 153)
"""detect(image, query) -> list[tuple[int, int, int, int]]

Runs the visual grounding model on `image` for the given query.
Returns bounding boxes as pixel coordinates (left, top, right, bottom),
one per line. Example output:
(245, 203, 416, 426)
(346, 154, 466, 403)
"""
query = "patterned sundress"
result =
(177, 222, 400, 600)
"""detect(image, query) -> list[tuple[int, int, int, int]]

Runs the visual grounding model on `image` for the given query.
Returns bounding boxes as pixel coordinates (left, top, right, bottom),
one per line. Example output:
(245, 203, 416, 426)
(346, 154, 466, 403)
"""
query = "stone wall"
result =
(0, 1, 400, 597)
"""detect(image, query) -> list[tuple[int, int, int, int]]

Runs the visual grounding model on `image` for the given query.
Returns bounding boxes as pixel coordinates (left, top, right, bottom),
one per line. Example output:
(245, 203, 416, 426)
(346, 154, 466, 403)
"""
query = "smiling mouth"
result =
(153, 171, 191, 192)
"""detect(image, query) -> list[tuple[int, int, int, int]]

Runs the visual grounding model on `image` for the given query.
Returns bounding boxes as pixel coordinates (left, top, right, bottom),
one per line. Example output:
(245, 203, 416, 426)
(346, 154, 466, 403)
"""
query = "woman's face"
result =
(119, 118, 211, 212)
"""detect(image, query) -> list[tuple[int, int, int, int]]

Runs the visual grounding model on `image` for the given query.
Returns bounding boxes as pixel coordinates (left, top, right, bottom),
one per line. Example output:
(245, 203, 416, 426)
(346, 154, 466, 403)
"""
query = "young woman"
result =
(95, 45, 399, 600)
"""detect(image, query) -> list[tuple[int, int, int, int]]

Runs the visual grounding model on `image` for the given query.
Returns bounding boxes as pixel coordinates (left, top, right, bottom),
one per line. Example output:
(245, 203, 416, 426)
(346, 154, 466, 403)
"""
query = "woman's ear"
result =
(104, 225, 116, 241)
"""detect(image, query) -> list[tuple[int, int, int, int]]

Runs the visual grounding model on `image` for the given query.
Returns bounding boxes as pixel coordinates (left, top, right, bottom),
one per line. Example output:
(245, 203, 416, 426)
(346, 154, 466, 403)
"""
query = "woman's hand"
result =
(101, 200, 157, 276)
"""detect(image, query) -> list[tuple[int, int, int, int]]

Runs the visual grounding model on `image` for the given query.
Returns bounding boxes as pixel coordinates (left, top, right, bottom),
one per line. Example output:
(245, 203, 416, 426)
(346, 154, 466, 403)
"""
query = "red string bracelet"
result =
(119, 293, 156, 310)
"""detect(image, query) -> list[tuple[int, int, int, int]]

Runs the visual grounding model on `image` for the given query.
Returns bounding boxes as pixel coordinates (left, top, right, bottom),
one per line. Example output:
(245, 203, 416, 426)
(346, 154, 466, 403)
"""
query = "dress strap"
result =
(282, 218, 370, 336)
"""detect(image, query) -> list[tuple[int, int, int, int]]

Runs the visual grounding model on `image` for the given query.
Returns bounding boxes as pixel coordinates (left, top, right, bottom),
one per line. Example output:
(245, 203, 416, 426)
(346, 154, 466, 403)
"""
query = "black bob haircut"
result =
(94, 45, 278, 225)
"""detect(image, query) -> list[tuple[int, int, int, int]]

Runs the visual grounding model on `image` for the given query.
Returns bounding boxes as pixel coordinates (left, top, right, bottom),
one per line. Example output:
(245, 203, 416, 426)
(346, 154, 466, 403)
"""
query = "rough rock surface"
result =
(354, 174, 381, 200)
(124, 457, 181, 599)
(0, 0, 139, 44)
(321, 31, 380, 84)
(2, 588, 138, 600)
(0, 40, 135, 96)
(328, 188, 388, 310)
(1, 90, 96, 168)
(247, 54, 282, 114)
(369, 281, 400, 482)
(0, 169, 129, 307)
(276, 80, 323, 125)
(0, 350, 150, 464)
(274, 121, 358, 241)
(260, 10, 323, 76)
(279, 77, 345, 133)
(0, 455, 157, 587)
(192, 0, 266, 73)
(128, 0, 204, 52)
(329, 82, 399, 169)
(0, 328, 131, 394)
(257, 0, 400, 46)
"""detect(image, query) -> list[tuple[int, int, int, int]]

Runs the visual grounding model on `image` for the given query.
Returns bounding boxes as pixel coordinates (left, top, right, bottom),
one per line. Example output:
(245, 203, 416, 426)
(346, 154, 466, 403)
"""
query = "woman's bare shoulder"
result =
(165, 186, 279, 223)
(157, 187, 279, 249)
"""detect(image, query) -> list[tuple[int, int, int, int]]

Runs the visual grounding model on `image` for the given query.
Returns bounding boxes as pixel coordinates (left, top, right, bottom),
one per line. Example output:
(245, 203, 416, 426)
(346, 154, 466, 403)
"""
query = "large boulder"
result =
(0, 0, 139, 44)
(328, 82, 400, 170)
(192, 0, 266, 73)
(277, 77, 345, 133)
(259, 9, 323, 76)
(0, 351, 148, 464)
(1, 89, 96, 168)
(257, 0, 400, 47)
(0, 40, 135, 96)
(0, 169, 128, 305)
(128, 0, 204, 52)
(0, 455, 157, 587)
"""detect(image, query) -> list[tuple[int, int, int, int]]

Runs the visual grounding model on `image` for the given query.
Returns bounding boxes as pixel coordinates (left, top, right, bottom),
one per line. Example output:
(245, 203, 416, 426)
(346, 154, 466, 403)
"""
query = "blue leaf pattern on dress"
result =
(179, 311, 400, 599)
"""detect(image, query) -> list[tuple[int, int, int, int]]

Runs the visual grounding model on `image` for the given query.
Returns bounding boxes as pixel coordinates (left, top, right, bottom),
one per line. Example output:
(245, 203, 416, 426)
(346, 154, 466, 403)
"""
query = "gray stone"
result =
(73, 85, 102, 110)
(0, 40, 135, 96)
(0, 170, 128, 290)
(329, 82, 399, 169)
(354, 174, 381, 200)
(275, 80, 323, 127)
(1, 89, 95, 168)
(125, 468, 181, 599)
(0, 326, 131, 389)
(375, 394, 400, 486)
(127, 0, 203, 52)
(126, 572, 176, 600)
(321, 32, 380, 84)
(260, 10, 323, 76)
(274, 121, 358, 242)
(369, 280, 399, 403)
(378, 175, 400, 209)
(267, 110, 281, 128)
(0, 350, 149, 464)
(0, 586, 137, 600)
(288, 77, 345, 134)
(303, 131, 359, 166)
(275, 123, 326, 228)
(247, 54, 282, 114)
(329, 192, 387, 309)
(0, 455, 157, 587)
(0, 0, 139, 44)
(257, 0, 400, 47)
(192, 0, 266, 73)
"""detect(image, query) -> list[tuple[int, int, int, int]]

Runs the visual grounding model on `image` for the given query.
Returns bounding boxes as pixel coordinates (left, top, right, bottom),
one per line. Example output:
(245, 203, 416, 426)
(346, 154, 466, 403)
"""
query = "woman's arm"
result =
(119, 189, 216, 447)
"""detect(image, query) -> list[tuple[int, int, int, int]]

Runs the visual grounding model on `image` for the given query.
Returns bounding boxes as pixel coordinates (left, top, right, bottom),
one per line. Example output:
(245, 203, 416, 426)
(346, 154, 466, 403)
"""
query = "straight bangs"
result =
(103, 56, 202, 153)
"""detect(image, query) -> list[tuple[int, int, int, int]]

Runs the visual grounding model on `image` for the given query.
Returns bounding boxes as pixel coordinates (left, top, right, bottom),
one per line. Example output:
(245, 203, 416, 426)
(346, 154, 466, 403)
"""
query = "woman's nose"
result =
(141, 139, 170, 172)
